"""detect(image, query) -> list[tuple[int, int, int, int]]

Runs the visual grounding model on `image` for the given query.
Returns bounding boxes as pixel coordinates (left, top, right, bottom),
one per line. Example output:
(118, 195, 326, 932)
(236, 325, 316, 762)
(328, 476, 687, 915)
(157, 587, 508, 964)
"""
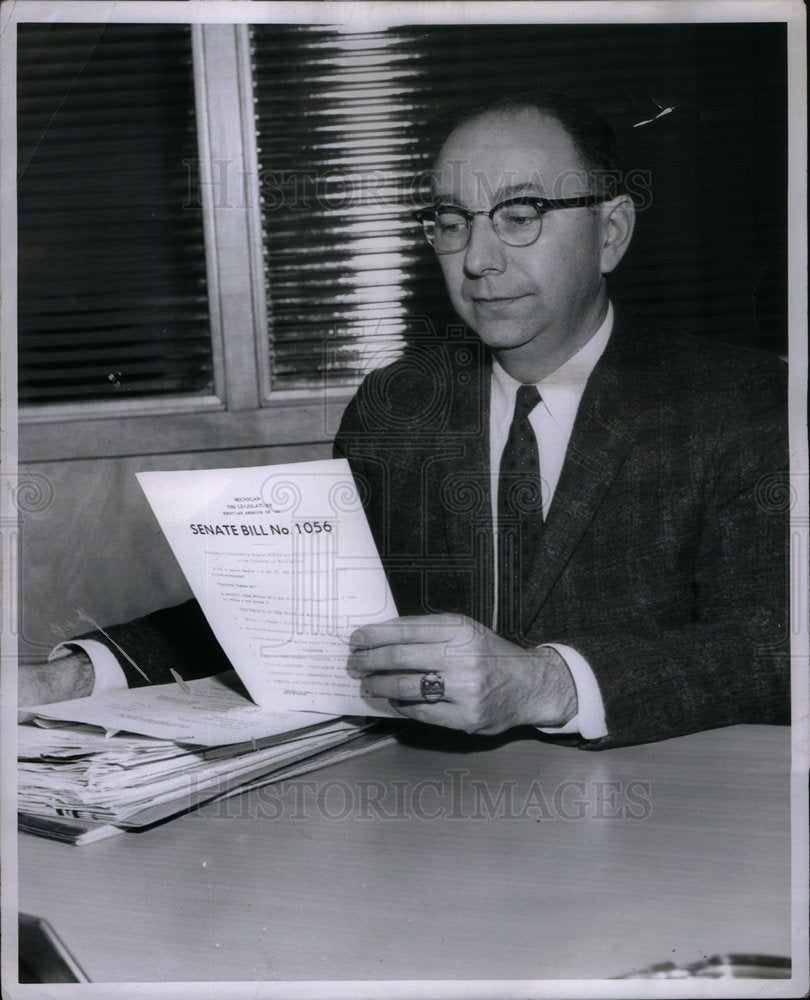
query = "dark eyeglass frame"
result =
(412, 194, 610, 253)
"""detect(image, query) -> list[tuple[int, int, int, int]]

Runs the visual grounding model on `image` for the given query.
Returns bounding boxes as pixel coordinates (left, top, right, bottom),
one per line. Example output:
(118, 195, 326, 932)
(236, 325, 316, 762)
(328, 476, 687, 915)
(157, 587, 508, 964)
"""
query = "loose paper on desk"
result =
(25, 671, 359, 746)
(137, 459, 398, 717)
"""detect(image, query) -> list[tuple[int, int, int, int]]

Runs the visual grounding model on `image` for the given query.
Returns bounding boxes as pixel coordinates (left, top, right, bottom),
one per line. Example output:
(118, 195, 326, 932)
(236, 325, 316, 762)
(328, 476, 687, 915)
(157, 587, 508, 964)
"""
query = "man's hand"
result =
(18, 651, 95, 721)
(347, 614, 577, 735)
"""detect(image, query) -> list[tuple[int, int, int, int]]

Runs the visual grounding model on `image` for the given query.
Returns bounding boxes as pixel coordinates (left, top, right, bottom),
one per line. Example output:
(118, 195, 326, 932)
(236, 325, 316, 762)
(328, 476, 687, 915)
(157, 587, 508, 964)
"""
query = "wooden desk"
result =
(17, 724, 792, 985)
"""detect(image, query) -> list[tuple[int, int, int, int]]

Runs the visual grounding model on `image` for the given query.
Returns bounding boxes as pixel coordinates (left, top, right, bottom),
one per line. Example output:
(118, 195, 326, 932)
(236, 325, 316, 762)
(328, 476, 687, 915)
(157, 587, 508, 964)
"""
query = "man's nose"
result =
(463, 215, 506, 276)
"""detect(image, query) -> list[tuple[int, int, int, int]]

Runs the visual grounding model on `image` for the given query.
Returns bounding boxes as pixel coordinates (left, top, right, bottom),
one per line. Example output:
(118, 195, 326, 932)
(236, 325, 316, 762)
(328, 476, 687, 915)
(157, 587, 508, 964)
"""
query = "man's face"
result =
(432, 109, 614, 376)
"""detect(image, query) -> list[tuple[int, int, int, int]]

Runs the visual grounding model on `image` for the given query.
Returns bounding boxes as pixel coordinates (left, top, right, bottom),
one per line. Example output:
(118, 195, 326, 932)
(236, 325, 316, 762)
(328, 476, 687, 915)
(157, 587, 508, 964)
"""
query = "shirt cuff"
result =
(50, 639, 129, 694)
(537, 643, 608, 740)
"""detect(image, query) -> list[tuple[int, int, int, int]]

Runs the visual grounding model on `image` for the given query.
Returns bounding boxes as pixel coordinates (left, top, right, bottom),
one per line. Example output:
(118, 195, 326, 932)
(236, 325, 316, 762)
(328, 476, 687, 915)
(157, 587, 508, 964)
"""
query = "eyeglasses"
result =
(412, 195, 609, 254)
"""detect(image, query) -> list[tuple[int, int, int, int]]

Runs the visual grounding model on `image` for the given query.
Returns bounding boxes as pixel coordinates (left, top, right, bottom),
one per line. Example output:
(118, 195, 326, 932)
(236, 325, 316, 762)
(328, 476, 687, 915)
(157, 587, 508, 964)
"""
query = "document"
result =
(24, 672, 355, 747)
(18, 709, 386, 830)
(19, 671, 404, 841)
(137, 459, 398, 716)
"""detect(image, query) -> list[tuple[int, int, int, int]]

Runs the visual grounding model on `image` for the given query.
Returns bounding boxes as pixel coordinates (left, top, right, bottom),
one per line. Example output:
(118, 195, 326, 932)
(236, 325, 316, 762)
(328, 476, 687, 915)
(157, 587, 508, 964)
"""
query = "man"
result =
(20, 93, 789, 748)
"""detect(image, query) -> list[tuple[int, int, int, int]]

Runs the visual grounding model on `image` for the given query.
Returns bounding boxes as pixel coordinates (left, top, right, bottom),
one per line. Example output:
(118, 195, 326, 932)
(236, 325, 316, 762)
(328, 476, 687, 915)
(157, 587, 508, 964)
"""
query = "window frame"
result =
(18, 23, 354, 464)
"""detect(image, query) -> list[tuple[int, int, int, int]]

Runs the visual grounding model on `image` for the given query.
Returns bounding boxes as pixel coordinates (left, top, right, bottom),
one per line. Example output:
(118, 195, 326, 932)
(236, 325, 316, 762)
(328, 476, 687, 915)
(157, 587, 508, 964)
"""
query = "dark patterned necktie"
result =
(497, 384, 543, 638)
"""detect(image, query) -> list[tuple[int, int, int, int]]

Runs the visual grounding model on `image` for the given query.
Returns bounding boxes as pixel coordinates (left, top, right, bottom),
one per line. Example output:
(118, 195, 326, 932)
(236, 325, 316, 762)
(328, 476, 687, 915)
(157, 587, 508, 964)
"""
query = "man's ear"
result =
(598, 195, 635, 274)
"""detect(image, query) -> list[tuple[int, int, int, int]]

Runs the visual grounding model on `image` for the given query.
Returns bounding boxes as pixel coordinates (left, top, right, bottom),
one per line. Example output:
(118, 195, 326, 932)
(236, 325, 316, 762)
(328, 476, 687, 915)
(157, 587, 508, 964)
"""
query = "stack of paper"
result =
(18, 672, 400, 844)
(19, 459, 406, 844)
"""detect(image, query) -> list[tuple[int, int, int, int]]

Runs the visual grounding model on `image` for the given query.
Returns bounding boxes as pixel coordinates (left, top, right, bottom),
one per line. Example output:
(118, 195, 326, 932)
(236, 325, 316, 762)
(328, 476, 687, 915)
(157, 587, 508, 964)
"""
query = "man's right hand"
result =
(18, 651, 95, 721)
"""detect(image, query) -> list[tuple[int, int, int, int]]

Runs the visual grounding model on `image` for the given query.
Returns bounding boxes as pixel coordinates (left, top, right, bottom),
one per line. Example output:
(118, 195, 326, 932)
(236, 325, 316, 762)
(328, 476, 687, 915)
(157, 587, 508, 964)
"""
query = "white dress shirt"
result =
(58, 307, 613, 738)
(489, 305, 613, 739)
(50, 638, 127, 693)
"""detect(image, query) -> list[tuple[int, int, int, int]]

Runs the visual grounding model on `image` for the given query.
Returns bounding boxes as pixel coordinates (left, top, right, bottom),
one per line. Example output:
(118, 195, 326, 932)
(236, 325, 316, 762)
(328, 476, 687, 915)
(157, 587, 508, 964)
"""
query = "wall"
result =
(18, 441, 332, 664)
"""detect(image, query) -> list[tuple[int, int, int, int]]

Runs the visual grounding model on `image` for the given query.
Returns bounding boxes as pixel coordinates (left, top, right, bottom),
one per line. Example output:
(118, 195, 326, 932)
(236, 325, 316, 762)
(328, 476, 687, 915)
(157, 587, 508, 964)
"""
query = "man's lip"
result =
(471, 294, 529, 303)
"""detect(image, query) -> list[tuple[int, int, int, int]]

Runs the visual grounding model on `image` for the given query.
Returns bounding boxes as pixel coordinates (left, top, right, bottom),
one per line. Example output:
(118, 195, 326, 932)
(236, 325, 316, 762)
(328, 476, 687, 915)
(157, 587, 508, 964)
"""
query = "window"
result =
(17, 23, 211, 405)
(251, 24, 449, 391)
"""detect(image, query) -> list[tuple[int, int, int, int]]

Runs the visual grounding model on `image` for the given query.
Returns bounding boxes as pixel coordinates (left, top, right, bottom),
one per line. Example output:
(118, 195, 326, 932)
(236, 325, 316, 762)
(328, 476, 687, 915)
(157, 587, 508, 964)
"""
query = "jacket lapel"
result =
(520, 315, 648, 636)
(429, 313, 653, 634)
(434, 344, 494, 618)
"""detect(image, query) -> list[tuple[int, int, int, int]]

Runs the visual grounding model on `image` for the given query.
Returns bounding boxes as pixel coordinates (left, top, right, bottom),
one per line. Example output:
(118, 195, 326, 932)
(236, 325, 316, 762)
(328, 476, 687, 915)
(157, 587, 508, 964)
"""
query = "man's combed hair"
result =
(444, 91, 622, 196)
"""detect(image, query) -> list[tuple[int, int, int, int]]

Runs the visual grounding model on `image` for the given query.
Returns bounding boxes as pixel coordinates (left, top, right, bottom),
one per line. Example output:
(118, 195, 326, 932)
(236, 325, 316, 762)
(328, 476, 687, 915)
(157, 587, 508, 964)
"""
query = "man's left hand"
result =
(347, 614, 577, 734)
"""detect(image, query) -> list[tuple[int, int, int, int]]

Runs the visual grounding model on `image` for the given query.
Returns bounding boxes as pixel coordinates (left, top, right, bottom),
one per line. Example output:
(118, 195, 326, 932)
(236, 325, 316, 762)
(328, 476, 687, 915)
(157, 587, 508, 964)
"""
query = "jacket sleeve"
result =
(75, 599, 232, 688)
(565, 384, 790, 748)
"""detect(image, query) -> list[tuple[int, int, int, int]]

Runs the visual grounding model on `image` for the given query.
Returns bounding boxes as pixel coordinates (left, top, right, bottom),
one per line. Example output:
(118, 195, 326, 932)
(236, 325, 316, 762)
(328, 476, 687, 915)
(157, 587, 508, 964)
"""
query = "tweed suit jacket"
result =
(90, 309, 789, 748)
(330, 308, 789, 747)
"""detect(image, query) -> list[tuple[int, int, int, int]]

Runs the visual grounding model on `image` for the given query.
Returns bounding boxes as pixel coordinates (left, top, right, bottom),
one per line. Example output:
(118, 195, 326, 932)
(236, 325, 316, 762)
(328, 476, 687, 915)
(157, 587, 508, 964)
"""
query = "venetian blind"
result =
(250, 24, 455, 390)
(251, 22, 786, 393)
(17, 23, 212, 405)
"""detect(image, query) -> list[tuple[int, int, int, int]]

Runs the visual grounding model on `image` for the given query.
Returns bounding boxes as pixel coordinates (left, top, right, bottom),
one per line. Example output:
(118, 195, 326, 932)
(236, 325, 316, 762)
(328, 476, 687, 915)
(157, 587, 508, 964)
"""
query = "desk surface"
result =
(17, 724, 792, 984)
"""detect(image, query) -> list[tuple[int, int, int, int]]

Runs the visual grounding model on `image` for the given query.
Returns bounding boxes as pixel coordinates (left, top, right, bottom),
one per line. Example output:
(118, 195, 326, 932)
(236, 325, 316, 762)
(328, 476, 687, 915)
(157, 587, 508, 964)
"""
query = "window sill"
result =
(19, 390, 357, 463)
